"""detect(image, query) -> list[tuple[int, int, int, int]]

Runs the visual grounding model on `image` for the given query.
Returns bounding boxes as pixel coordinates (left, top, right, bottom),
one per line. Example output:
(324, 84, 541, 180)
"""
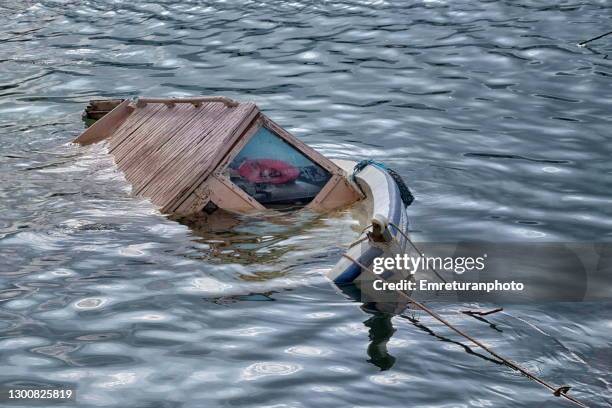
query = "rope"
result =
(350, 160, 373, 199)
(351, 160, 414, 207)
(347, 235, 368, 249)
(341, 253, 589, 408)
(386, 167, 415, 207)
(578, 30, 612, 46)
(353, 221, 447, 283)
(462, 307, 503, 316)
(360, 223, 374, 234)
(388, 221, 448, 284)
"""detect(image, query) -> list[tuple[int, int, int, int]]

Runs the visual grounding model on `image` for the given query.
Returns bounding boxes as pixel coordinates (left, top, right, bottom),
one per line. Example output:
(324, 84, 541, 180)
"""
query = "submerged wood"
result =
(82, 99, 125, 123)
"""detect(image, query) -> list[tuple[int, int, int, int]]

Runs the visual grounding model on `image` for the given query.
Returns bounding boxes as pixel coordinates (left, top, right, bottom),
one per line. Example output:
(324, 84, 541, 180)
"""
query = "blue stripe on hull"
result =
(333, 246, 384, 284)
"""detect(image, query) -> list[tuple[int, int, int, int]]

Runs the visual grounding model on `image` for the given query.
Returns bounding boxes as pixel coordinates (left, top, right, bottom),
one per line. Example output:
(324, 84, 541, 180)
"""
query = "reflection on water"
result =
(365, 314, 396, 371)
(0, 0, 611, 407)
(175, 208, 359, 273)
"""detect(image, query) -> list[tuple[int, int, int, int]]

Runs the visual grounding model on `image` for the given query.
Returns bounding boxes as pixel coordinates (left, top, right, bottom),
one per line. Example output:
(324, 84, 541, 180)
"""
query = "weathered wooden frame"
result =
(166, 102, 260, 214)
(74, 99, 134, 145)
(202, 113, 362, 215)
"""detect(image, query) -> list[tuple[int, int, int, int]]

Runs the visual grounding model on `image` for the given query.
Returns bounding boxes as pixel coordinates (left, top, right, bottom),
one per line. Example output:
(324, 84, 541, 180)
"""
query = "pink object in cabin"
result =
(238, 159, 300, 184)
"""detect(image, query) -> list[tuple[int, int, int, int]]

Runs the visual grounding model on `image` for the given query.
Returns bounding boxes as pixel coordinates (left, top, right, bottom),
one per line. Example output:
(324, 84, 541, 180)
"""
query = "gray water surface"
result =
(0, 1, 611, 407)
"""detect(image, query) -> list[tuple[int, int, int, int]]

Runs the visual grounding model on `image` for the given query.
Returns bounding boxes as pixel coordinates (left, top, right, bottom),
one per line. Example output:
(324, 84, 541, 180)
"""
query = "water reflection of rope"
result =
(342, 253, 589, 408)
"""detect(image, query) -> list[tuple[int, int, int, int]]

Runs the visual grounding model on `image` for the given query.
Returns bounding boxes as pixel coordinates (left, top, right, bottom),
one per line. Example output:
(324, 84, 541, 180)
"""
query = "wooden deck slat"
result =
(135, 103, 237, 202)
(108, 105, 157, 151)
(117, 105, 207, 194)
(122, 103, 217, 192)
(129, 102, 229, 196)
(112, 105, 187, 164)
(114, 104, 198, 167)
(74, 100, 133, 145)
(148, 104, 255, 210)
(109, 104, 165, 152)
(144, 103, 256, 210)
(165, 104, 258, 212)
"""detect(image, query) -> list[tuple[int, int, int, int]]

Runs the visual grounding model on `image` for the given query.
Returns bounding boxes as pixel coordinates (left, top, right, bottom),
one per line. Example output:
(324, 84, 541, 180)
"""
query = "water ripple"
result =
(0, 1, 610, 407)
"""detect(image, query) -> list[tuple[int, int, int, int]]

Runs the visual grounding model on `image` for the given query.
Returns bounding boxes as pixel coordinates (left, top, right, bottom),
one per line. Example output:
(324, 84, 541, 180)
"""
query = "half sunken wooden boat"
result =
(75, 96, 414, 288)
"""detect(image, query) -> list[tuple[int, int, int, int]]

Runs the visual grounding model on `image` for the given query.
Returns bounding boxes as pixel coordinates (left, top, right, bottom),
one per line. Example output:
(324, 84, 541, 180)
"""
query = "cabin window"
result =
(228, 127, 331, 209)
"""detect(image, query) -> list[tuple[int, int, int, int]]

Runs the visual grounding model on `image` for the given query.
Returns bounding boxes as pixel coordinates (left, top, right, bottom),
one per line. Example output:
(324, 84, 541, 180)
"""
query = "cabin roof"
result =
(111, 101, 257, 212)
(76, 97, 260, 212)
(74, 96, 359, 215)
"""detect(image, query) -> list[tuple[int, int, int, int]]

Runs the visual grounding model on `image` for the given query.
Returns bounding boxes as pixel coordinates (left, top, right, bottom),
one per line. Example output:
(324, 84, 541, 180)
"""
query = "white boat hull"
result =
(328, 160, 413, 285)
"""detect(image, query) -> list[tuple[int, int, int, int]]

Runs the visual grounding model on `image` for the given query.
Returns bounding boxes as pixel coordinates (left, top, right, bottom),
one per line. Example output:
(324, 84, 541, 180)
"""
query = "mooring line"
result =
(398, 313, 505, 365)
(388, 221, 448, 284)
(341, 253, 589, 408)
(462, 307, 504, 316)
(578, 30, 612, 46)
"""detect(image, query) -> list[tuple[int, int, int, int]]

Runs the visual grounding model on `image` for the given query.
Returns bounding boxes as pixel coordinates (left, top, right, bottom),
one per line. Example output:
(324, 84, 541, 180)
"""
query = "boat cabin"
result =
(75, 96, 361, 216)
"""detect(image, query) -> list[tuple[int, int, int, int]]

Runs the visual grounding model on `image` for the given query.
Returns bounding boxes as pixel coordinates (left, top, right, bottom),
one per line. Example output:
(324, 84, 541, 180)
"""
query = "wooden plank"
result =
(209, 175, 266, 213)
(307, 174, 363, 212)
(129, 102, 229, 195)
(174, 174, 264, 215)
(73, 100, 133, 145)
(161, 103, 259, 213)
(137, 102, 246, 205)
(108, 104, 165, 152)
(111, 104, 169, 159)
(114, 103, 201, 164)
(141, 106, 251, 206)
(117, 104, 207, 193)
(164, 103, 259, 212)
(171, 182, 211, 216)
(114, 104, 199, 166)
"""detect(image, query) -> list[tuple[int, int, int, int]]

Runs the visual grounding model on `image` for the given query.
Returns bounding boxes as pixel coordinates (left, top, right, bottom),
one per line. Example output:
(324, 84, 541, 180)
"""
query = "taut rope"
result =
(342, 253, 589, 408)
(388, 221, 448, 284)
(578, 30, 612, 46)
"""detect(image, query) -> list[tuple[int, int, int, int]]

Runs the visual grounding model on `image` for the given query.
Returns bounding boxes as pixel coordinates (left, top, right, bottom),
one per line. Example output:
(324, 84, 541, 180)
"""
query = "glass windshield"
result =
(227, 127, 331, 208)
